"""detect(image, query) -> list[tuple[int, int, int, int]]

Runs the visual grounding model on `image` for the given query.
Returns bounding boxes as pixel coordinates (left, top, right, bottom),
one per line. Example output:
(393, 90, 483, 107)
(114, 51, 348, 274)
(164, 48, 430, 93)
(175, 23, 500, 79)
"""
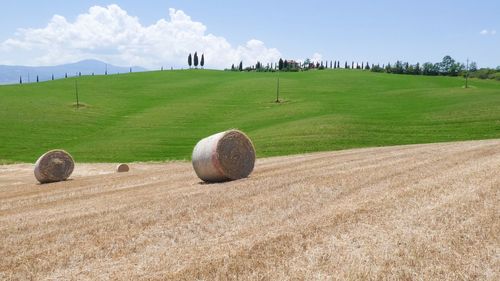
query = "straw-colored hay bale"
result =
(34, 150, 74, 184)
(192, 129, 256, 182)
(116, 163, 130, 173)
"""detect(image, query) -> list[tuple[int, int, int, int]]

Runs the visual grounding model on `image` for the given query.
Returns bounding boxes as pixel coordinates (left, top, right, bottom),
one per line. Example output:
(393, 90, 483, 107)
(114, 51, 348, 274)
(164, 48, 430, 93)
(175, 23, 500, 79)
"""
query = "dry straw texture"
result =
(0, 139, 499, 280)
(116, 163, 130, 173)
(192, 130, 255, 182)
(33, 149, 74, 184)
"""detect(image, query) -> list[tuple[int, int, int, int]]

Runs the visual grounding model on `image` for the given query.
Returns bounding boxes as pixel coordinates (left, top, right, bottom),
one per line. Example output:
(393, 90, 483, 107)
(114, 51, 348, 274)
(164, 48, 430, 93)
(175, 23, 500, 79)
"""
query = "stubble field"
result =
(1, 139, 499, 280)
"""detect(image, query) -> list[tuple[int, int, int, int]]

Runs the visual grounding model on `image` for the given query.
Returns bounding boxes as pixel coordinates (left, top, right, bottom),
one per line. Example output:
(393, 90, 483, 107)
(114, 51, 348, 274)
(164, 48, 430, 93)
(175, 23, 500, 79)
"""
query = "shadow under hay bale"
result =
(34, 150, 74, 184)
(192, 129, 255, 183)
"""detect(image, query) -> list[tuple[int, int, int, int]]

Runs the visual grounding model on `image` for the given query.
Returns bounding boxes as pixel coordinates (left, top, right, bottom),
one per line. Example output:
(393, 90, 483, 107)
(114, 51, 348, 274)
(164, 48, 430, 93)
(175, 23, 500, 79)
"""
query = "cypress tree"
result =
(194, 52, 199, 68)
(65, 73, 68, 78)
(51, 74, 54, 80)
(20, 76, 22, 84)
(239, 61, 243, 71)
(188, 53, 192, 68)
(36, 75, 39, 83)
(278, 58, 284, 70)
(200, 54, 205, 68)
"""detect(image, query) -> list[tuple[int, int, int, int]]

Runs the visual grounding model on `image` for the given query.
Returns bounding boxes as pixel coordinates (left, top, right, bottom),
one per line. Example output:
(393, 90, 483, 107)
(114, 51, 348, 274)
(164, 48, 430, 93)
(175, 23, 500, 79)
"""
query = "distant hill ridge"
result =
(0, 59, 147, 84)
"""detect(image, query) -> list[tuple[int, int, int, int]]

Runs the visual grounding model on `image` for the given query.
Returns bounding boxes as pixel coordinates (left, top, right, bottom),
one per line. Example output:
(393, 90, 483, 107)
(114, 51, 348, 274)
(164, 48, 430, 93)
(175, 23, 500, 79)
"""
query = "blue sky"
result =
(1, 0, 499, 68)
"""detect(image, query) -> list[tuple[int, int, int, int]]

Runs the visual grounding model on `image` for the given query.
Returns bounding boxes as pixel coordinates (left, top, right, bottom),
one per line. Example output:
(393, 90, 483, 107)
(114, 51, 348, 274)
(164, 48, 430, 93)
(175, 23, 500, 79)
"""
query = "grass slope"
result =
(0, 69, 499, 162)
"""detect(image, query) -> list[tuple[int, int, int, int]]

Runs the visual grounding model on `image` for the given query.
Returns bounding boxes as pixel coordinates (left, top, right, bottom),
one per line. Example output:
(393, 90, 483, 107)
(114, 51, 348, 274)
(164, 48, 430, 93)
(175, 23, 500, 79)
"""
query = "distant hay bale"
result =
(116, 163, 129, 173)
(192, 129, 256, 182)
(34, 150, 74, 184)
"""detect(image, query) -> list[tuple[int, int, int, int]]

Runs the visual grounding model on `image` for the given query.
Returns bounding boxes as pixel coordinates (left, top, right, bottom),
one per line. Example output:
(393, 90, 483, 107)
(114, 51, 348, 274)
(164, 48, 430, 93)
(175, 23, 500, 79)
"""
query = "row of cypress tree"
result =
(187, 52, 205, 68)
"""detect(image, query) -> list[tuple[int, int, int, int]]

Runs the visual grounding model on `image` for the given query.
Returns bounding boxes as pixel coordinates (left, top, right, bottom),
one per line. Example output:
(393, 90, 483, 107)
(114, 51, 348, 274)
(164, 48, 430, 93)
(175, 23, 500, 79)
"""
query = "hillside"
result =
(0, 139, 498, 280)
(0, 69, 499, 163)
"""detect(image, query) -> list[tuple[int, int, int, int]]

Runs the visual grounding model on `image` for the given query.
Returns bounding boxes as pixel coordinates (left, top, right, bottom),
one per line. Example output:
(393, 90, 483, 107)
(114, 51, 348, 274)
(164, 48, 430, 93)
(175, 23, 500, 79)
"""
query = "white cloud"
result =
(311, 52, 323, 63)
(0, 5, 281, 69)
(480, 29, 497, 36)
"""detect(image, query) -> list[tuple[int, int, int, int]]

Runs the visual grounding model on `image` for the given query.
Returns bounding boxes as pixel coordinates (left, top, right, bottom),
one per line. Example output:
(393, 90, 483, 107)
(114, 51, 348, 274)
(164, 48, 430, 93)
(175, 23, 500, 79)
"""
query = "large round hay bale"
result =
(34, 150, 74, 184)
(116, 163, 129, 173)
(192, 129, 256, 182)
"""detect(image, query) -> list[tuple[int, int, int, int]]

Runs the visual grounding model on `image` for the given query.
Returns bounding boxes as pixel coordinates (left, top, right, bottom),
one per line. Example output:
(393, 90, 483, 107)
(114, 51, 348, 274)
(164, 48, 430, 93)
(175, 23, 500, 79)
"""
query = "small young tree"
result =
(188, 53, 192, 68)
(194, 52, 199, 68)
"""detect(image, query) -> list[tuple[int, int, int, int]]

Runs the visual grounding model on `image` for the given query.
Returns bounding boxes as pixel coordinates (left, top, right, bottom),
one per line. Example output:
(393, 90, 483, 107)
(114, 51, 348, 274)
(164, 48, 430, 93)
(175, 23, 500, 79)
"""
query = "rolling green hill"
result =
(0, 69, 499, 163)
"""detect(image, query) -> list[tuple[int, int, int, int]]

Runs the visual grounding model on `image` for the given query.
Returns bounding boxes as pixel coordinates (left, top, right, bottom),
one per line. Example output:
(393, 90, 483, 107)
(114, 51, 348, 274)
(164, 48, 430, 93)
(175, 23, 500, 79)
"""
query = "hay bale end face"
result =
(192, 129, 256, 182)
(34, 150, 74, 184)
(116, 163, 130, 173)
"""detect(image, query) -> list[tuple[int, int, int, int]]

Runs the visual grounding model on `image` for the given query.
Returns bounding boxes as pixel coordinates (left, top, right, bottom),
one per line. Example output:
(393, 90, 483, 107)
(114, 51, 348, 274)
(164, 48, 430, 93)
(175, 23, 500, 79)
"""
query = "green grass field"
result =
(0, 69, 499, 163)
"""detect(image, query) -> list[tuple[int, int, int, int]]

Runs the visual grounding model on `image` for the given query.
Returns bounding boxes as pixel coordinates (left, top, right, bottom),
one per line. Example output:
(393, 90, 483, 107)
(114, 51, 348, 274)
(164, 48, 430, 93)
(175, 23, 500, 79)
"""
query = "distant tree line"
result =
(224, 55, 500, 81)
(369, 56, 490, 78)
(226, 58, 367, 72)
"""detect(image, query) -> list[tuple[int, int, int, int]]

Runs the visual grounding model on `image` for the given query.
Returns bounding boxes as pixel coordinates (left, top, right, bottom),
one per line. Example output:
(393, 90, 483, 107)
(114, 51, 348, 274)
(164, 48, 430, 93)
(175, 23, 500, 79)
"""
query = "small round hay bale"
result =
(192, 129, 256, 182)
(34, 150, 74, 184)
(116, 163, 129, 173)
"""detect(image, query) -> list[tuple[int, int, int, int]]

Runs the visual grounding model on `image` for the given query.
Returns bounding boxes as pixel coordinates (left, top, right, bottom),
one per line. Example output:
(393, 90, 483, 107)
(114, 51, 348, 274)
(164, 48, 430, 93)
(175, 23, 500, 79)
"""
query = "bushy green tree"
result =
(422, 62, 439, 75)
